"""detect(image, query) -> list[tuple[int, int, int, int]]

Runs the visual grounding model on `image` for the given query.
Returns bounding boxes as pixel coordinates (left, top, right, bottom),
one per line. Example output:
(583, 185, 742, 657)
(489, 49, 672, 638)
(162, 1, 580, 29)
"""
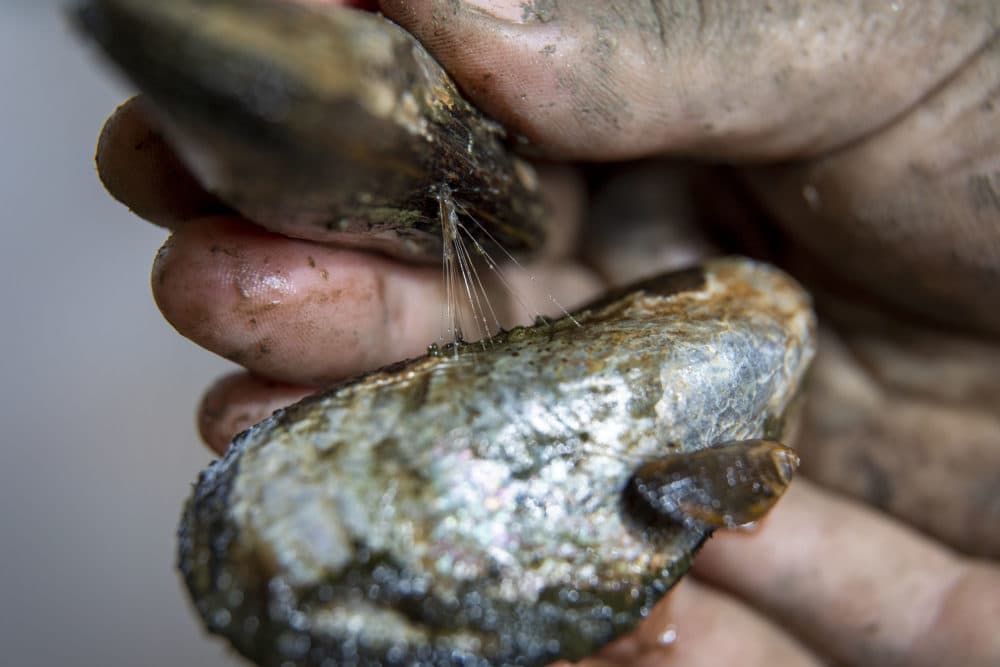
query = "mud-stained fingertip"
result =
(95, 97, 224, 228)
(151, 217, 446, 386)
(198, 372, 314, 455)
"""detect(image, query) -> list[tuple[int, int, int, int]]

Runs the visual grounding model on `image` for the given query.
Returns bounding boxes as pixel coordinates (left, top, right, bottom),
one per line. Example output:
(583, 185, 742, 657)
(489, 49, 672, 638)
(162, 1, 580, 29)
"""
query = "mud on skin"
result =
(179, 258, 815, 667)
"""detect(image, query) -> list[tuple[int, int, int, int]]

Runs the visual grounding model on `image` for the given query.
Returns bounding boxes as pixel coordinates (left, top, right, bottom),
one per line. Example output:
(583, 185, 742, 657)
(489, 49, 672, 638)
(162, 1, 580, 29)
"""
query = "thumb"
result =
(380, 0, 996, 161)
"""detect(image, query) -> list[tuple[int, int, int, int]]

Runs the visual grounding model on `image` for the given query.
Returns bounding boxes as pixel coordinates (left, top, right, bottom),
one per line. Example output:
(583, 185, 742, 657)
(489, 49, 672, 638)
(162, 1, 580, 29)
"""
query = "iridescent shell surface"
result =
(180, 258, 816, 666)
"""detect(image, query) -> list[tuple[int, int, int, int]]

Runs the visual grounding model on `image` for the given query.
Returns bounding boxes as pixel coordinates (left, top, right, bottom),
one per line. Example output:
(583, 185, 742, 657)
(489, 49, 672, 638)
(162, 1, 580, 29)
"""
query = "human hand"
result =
(93, 1, 1000, 665)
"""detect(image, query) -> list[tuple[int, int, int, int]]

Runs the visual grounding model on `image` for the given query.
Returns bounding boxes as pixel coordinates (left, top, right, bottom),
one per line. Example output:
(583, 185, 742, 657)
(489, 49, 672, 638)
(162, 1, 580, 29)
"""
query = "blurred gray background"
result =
(1, 4, 243, 665)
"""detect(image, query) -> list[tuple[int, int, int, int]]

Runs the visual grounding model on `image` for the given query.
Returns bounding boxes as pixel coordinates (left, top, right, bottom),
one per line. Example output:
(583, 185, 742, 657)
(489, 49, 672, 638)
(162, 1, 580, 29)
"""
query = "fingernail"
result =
(461, 0, 557, 24)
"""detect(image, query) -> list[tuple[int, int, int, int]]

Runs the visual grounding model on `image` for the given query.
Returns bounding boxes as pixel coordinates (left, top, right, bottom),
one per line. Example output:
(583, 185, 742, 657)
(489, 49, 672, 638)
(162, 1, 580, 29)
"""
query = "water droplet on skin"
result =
(658, 624, 678, 646)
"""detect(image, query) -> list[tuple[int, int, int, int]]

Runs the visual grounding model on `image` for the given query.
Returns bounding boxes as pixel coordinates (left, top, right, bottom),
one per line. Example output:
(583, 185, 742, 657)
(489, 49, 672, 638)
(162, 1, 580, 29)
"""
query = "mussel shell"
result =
(179, 258, 816, 666)
(75, 0, 547, 261)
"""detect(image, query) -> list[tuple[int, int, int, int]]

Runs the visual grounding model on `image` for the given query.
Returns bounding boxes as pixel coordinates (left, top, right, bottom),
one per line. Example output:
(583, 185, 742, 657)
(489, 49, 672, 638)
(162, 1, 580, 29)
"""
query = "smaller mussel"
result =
(179, 258, 815, 667)
(73, 0, 547, 261)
